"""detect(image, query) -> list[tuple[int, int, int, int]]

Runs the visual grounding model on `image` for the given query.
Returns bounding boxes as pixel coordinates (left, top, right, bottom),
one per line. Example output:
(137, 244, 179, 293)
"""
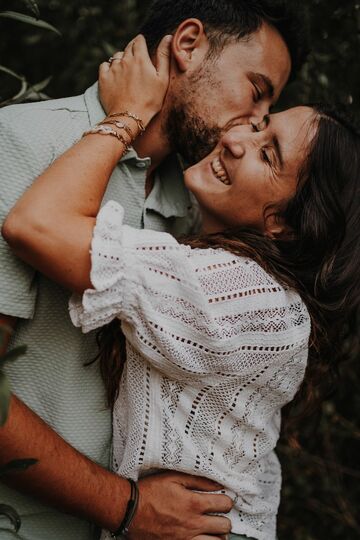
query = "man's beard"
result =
(164, 62, 223, 165)
(165, 104, 222, 165)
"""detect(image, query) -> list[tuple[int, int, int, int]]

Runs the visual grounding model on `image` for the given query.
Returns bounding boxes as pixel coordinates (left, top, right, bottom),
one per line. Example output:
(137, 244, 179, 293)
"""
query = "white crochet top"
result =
(69, 201, 310, 540)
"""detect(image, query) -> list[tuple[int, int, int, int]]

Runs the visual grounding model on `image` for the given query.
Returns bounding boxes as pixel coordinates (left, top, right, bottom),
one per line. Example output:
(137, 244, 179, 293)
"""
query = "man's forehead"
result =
(221, 29, 290, 81)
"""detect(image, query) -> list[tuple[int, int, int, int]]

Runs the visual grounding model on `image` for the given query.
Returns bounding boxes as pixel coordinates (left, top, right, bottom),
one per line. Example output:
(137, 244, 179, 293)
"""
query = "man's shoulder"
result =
(0, 91, 92, 161)
(0, 94, 87, 137)
(0, 92, 87, 125)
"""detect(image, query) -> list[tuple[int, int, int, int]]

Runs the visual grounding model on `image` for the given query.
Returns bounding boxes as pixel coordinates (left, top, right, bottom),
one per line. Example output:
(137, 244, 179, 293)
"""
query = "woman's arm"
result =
(1, 35, 171, 294)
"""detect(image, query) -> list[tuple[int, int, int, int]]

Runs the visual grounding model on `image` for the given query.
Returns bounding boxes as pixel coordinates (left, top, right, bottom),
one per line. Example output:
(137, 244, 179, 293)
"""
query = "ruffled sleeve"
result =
(69, 200, 310, 383)
(69, 200, 192, 333)
(69, 202, 127, 332)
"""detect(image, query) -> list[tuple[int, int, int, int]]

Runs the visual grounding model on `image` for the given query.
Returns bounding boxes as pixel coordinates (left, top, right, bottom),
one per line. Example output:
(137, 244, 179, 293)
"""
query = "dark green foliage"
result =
(0, 1, 359, 538)
(1, 0, 359, 113)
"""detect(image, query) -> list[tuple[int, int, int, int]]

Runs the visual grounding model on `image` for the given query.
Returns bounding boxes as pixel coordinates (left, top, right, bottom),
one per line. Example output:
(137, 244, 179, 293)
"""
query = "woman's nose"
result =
(220, 127, 248, 158)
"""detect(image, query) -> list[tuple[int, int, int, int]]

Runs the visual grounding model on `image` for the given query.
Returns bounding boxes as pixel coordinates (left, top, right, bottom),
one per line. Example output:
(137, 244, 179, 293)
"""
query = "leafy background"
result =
(0, 1, 359, 538)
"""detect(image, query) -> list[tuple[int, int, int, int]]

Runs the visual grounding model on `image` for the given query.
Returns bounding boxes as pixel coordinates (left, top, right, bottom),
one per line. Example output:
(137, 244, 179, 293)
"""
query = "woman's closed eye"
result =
(250, 121, 274, 167)
(260, 147, 272, 165)
(253, 84, 263, 103)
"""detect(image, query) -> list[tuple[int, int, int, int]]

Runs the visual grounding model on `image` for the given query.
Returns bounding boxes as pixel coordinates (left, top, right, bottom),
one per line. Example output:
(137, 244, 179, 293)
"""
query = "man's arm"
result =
(0, 393, 232, 539)
(0, 309, 232, 538)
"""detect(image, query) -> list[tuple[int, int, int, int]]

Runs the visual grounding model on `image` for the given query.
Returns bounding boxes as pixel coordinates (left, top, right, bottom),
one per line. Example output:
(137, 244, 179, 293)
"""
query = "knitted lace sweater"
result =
(70, 201, 310, 540)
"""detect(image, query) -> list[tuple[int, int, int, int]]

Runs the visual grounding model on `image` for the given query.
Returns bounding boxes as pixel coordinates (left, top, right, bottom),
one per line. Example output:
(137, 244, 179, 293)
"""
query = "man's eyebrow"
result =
(272, 135, 284, 169)
(253, 72, 275, 99)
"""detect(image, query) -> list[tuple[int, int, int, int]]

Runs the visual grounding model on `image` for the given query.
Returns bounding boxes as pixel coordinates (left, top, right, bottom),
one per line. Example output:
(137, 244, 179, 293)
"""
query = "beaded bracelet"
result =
(111, 479, 139, 538)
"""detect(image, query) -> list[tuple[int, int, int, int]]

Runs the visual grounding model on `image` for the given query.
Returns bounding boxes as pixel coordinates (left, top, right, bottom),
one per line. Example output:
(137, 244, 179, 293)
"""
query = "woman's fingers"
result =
(123, 36, 137, 59)
(110, 51, 124, 63)
(99, 34, 170, 121)
(99, 62, 110, 77)
(155, 34, 173, 76)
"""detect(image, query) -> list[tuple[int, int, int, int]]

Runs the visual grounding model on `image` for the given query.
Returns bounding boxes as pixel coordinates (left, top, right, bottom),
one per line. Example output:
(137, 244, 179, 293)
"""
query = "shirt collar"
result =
(146, 154, 192, 218)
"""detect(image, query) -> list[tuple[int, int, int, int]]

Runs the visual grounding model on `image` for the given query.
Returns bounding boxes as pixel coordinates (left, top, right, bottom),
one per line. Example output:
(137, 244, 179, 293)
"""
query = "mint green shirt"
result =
(0, 84, 199, 540)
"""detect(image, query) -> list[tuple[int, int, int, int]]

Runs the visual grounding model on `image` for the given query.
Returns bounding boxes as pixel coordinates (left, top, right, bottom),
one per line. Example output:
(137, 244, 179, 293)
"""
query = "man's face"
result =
(165, 22, 291, 164)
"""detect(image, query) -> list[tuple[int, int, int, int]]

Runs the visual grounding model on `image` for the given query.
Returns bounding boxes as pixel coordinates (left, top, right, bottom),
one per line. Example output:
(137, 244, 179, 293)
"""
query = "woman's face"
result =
(184, 106, 317, 236)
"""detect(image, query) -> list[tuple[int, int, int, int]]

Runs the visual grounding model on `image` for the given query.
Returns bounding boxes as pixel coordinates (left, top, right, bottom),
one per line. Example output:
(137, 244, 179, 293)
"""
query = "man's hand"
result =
(128, 471, 233, 540)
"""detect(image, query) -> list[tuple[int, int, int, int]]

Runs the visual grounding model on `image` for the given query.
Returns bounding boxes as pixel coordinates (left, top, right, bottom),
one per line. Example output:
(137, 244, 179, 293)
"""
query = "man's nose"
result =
(248, 101, 271, 127)
(249, 113, 270, 132)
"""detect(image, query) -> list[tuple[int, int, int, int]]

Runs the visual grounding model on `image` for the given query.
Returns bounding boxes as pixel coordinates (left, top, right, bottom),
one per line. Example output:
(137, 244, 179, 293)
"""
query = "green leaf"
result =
(102, 41, 116, 57)
(0, 504, 21, 532)
(20, 0, 40, 18)
(0, 12, 61, 35)
(0, 458, 38, 476)
(0, 65, 25, 81)
(14, 78, 52, 104)
(0, 345, 27, 366)
(0, 370, 10, 426)
(30, 76, 52, 93)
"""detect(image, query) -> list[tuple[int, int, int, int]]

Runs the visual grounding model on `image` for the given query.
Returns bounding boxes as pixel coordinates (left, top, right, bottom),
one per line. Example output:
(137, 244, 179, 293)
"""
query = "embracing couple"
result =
(0, 1, 359, 539)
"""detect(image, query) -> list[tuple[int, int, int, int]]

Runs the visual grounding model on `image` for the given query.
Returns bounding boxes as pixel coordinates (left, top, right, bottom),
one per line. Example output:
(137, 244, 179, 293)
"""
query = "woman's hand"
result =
(99, 34, 172, 128)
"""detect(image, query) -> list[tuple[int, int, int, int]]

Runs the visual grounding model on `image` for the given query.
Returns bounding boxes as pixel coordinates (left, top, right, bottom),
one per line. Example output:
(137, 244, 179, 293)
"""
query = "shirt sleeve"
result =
(0, 109, 46, 318)
(70, 201, 311, 378)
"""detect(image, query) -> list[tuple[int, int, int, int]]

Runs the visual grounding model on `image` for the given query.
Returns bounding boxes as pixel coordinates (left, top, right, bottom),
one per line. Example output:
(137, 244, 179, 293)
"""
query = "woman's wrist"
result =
(82, 110, 146, 155)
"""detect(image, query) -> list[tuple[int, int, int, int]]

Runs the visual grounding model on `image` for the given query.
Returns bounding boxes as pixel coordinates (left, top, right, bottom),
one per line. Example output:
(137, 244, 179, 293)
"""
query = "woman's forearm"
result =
(2, 132, 128, 293)
(2, 35, 171, 293)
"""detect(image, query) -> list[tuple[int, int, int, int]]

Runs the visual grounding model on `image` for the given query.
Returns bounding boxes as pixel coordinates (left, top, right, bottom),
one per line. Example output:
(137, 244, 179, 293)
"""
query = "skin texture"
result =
(185, 106, 317, 235)
(162, 19, 291, 164)
(132, 19, 292, 171)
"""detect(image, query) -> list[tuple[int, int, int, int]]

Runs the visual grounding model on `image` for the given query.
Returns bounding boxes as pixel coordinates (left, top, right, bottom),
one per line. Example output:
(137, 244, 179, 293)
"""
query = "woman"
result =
(3, 36, 359, 540)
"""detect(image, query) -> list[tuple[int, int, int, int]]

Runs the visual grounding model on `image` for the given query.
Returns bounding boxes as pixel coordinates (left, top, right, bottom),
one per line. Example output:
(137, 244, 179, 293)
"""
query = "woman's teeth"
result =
(211, 157, 230, 185)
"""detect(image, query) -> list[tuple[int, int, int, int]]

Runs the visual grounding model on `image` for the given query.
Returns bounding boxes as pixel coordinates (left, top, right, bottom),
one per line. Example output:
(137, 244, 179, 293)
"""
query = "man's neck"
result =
(132, 113, 172, 177)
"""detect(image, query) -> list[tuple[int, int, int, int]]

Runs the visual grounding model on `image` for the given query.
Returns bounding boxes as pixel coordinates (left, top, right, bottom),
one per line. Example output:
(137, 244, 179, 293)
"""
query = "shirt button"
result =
(136, 162, 147, 169)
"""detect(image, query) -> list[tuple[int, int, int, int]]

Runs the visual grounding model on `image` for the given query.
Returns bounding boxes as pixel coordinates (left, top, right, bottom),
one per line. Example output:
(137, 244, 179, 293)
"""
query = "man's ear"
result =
(171, 18, 208, 72)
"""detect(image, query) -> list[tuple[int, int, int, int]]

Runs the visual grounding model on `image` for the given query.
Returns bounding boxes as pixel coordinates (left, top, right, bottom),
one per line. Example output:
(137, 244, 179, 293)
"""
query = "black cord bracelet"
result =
(111, 479, 139, 538)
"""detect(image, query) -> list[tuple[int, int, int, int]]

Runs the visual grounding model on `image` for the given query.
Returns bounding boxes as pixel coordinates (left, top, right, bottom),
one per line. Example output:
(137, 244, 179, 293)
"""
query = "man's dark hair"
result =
(140, 0, 309, 81)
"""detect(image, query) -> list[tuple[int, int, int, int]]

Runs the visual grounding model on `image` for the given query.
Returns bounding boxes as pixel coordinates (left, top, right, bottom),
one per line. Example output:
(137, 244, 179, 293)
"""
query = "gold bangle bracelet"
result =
(98, 119, 135, 141)
(107, 111, 145, 133)
(82, 126, 131, 152)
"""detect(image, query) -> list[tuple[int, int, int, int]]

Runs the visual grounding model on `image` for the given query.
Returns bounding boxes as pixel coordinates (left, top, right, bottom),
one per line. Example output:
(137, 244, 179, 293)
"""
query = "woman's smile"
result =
(185, 106, 317, 235)
(210, 156, 231, 185)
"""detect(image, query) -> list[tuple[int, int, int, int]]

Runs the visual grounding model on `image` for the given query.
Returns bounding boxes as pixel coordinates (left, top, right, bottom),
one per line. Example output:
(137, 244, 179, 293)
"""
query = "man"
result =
(0, 1, 307, 539)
